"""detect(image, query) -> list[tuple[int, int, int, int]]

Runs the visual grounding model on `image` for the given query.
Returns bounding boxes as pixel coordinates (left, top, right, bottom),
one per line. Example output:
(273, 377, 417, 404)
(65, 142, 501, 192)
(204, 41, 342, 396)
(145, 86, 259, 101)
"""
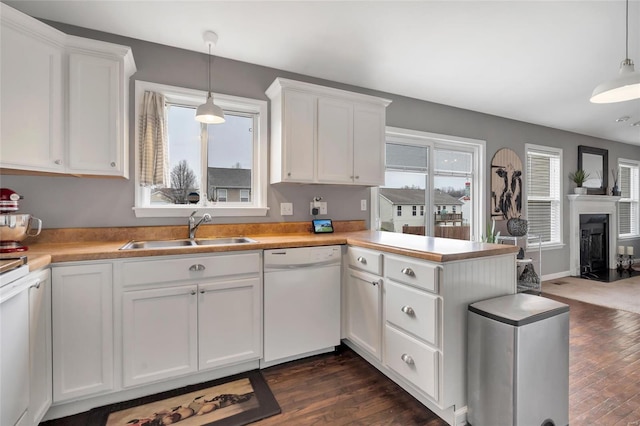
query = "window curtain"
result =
(139, 91, 168, 187)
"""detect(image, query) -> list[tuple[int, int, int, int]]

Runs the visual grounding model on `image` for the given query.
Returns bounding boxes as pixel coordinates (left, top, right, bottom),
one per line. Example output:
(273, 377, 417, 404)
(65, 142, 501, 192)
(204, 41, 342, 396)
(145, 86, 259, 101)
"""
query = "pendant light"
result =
(590, 0, 640, 103)
(196, 31, 225, 123)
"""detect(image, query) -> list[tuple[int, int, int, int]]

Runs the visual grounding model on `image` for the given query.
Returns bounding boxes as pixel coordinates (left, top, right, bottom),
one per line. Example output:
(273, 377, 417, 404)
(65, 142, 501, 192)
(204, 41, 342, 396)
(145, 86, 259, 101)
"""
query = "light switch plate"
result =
(361, 199, 367, 211)
(280, 202, 293, 216)
(310, 202, 327, 215)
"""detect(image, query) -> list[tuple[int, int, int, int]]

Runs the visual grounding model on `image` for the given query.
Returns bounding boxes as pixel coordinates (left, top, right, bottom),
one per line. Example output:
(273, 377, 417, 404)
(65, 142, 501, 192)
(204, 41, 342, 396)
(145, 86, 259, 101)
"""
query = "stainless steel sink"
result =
(194, 237, 257, 246)
(120, 239, 196, 250)
(119, 237, 257, 250)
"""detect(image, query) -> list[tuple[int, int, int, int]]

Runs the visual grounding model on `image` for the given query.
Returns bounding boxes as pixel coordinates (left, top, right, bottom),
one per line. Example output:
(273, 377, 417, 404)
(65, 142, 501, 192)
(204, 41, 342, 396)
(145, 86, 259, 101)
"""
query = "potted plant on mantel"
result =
(569, 169, 590, 195)
(611, 168, 621, 196)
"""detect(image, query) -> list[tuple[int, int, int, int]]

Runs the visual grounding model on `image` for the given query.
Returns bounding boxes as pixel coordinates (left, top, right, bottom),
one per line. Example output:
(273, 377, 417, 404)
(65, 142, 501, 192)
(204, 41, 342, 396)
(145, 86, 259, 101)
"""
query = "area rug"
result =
(89, 370, 280, 426)
(542, 273, 640, 315)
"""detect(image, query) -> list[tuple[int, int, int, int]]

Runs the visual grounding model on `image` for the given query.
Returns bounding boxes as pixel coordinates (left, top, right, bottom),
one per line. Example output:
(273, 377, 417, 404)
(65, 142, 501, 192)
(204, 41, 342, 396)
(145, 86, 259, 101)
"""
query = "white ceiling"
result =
(5, 0, 640, 146)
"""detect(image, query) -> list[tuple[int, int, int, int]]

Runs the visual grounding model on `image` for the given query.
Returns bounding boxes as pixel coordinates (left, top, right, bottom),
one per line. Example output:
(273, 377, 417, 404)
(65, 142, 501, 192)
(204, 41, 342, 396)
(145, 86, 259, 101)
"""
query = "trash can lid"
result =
(468, 293, 569, 326)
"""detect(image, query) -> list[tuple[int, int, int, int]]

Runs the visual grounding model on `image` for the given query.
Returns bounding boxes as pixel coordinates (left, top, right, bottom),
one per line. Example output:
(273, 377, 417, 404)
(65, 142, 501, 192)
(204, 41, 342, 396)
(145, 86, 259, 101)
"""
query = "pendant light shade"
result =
(196, 94, 226, 124)
(195, 31, 225, 123)
(590, 0, 640, 103)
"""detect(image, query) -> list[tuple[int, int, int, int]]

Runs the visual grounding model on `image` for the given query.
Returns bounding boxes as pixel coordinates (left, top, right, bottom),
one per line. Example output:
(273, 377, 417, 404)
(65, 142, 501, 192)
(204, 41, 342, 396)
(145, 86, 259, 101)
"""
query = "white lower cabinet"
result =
(122, 285, 198, 387)
(121, 252, 262, 388)
(344, 245, 516, 426)
(384, 324, 439, 401)
(199, 277, 261, 369)
(345, 267, 382, 361)
(28, 269, 52, 425)
(52, 263, 114, 402)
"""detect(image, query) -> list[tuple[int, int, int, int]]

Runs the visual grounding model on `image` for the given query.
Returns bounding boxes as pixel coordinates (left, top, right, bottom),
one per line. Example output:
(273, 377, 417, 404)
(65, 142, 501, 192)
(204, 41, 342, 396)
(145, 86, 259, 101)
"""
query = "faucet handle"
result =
(190, 211, 197, 218)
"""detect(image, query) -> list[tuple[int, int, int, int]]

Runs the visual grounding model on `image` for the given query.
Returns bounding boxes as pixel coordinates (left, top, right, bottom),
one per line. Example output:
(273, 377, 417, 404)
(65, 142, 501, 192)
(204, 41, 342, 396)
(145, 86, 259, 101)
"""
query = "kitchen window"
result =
(618, 159, 639, 238)
(526, 144, 563, 247)
(133, 81, 268, 218)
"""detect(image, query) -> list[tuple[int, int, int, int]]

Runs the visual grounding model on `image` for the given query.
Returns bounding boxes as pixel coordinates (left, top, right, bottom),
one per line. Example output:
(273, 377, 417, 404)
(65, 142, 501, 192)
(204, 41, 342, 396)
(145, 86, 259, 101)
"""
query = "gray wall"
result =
(3, 20, 639, 276)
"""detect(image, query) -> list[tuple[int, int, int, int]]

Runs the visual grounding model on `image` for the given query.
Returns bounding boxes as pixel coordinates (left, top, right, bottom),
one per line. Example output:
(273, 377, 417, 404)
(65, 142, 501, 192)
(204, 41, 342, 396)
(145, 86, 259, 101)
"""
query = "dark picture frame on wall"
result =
(578, 145, 608, 195)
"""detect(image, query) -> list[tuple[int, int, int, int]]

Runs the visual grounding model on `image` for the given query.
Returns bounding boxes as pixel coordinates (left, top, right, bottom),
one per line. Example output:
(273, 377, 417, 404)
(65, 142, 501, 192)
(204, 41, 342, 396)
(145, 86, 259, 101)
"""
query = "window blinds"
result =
(527, 148, 561, 244)
(619, 162, 639, 236)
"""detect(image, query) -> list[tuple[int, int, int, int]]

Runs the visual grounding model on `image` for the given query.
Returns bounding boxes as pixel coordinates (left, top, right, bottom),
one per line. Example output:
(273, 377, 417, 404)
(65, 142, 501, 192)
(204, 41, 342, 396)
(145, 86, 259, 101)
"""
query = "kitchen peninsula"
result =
(9, 221, 518, 426)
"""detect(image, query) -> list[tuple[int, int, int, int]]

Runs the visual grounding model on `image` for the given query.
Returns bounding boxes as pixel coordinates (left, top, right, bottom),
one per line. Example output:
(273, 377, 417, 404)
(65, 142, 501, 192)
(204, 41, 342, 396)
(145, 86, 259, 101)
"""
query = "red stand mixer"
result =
(0, 188, 42, 253)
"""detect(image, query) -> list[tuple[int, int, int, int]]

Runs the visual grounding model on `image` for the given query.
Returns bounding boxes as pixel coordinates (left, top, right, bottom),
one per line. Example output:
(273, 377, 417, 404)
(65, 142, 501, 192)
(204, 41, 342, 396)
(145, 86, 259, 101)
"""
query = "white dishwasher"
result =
(262, 245, 341, 367)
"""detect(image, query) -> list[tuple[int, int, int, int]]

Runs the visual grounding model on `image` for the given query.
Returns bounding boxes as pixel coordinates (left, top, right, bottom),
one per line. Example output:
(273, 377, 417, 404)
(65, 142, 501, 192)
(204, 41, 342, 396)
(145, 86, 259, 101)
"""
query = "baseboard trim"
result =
(542, 270, 571, 281)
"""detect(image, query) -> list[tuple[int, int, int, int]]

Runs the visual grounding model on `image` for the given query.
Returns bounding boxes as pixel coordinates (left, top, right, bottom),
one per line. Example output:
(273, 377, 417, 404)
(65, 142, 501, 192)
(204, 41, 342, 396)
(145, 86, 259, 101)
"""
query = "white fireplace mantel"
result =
(567, 194, 621, 276)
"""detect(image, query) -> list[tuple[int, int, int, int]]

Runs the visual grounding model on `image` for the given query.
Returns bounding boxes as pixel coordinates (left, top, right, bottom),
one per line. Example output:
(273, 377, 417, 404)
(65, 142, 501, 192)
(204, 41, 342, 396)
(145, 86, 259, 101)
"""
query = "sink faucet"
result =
(188, 211, 212, 239)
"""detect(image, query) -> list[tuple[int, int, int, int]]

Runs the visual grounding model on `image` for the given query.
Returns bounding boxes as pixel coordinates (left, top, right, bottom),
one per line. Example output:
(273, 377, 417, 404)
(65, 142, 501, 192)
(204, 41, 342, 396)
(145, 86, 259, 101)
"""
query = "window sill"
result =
(538, 243, 565, 251)
(133, 206, 270, 218)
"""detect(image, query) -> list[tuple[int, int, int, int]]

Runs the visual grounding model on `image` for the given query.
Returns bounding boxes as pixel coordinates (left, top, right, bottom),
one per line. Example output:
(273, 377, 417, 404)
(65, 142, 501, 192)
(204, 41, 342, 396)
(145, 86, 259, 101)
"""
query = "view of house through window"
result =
(376, 130, 482, 241)
(150, 105, 254, 206)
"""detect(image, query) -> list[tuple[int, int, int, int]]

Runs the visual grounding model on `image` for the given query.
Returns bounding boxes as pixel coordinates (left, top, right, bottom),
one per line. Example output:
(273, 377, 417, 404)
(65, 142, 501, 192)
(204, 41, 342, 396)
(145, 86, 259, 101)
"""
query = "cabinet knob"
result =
(401, 267, 415, 277)
(350, 175, 354, 179)
(189, 264, 206, 271)
(110, 162, 116, 167)
(371, 279, 380, 286)
(355, 175, 359, 179)
(54, 159, 62, 165)
(356, 256, 367, 265)
(287, 172, 291, 177)
(200, 290, 205, 294)
(401, 305, 415, 316)
(190, 290, 196, 295)
(401, 353, 414, 365)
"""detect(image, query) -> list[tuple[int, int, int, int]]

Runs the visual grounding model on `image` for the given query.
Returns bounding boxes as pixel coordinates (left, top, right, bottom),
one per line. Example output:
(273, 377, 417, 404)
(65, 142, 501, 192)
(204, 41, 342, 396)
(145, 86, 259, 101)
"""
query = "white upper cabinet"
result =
(0, 3, 136, 178)
(66, 37, 135, 177)
(0, 5, 65, 173)
(267, 78, 391, 185)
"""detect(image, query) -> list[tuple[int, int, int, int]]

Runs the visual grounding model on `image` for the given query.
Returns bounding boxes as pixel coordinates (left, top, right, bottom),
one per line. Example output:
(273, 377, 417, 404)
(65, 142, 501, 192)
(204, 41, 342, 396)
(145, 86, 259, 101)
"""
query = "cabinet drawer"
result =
(385, 280, 439, 347)
(346, 246, 382, 275)
(384, 254, 438, 293)
(384, 325, 439, 401)
(123, 252, 260, 287)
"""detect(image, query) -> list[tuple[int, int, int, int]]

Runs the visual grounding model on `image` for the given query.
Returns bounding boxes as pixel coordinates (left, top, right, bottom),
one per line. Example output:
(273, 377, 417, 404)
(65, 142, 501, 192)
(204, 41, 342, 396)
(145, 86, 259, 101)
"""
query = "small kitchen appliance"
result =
(0, 188, 42, 253)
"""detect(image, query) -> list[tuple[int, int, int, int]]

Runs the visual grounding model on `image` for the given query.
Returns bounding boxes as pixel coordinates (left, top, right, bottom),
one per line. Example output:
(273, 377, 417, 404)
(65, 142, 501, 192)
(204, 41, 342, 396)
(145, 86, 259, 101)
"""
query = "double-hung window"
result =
(526, 144, 562, 246)
(134, 81, 268, 218)
(618, 159, 639, 238)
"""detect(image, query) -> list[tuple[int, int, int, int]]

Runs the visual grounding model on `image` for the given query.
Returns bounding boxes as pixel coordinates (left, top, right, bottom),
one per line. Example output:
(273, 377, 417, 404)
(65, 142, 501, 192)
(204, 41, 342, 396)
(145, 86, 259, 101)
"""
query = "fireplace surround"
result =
(568, 195, 620, 276)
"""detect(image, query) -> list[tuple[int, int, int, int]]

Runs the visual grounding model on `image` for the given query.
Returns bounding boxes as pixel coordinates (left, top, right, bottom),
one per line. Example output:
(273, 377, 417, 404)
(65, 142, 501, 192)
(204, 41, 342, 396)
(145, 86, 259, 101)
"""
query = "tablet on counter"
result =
(312, 219, 334, 234)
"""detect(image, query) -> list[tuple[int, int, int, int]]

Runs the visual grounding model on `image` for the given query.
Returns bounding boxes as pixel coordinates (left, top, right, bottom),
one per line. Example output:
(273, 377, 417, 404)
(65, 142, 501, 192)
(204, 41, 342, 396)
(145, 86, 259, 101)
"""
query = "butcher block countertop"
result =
(5, 221, 518, 270)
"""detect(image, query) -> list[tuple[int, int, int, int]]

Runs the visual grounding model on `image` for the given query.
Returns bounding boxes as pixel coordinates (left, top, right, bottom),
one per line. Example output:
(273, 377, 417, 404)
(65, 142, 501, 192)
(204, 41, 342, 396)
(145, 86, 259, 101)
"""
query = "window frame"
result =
(133, 80, 268, 218)
(525, 143, 563, 249)
(618, 158, 640, 239)
(371, 126, 485, 240)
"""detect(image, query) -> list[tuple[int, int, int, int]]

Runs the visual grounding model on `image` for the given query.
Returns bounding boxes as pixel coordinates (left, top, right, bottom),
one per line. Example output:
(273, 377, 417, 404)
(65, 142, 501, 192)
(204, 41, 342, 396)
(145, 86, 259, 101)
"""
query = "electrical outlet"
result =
(310, 202, 328, 215)
(361, 199, 367, 211)
(280, 202, 293, 216)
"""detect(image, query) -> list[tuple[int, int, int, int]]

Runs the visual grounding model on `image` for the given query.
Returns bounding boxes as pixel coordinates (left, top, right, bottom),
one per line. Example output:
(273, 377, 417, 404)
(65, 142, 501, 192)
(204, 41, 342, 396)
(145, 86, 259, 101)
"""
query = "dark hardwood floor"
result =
(42, 293, 640, 425)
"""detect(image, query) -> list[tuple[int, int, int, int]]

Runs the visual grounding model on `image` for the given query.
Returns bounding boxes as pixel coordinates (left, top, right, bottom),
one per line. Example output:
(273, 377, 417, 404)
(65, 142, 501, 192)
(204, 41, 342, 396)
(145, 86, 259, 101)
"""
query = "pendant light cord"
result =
(207, 43, 212, 96)
(625, 0, 629, 60)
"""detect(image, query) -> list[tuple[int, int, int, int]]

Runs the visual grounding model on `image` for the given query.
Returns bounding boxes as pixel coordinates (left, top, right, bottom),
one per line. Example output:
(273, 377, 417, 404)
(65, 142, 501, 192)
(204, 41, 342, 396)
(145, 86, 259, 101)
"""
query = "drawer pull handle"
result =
(401, 353, 414, 365)
(371, 279, 380, 286)
(401, 267, 415, 277)
(189, 264, 206, 271)
(401, 305, 415, 316)
(357, 256, 367, 265)
(190, 290, 197, 295)
(200, 290, 206, 294)
(30, 280, 41, 290)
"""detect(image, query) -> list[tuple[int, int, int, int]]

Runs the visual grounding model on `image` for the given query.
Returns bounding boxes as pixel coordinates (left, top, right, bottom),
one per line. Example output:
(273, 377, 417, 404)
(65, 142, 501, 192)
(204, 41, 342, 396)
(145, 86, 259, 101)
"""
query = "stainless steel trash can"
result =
(467, 293, 569, 426)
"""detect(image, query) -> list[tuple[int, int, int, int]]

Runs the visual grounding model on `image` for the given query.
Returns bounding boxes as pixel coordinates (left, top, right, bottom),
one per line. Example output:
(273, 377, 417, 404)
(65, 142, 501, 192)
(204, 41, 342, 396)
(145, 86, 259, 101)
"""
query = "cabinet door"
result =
(0, 20, 64, 172)
(345, 268, 382, 360)
(282, 90, 316, 182)
(52, 263, 113, 402)
(198, 277, 261, 370)
(67, 52, 125, 176)
(28, 269, 52, 425)
(353, 103, 385, 186)
(317, 97, 354, 184)
(122, 285, 198, 387)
